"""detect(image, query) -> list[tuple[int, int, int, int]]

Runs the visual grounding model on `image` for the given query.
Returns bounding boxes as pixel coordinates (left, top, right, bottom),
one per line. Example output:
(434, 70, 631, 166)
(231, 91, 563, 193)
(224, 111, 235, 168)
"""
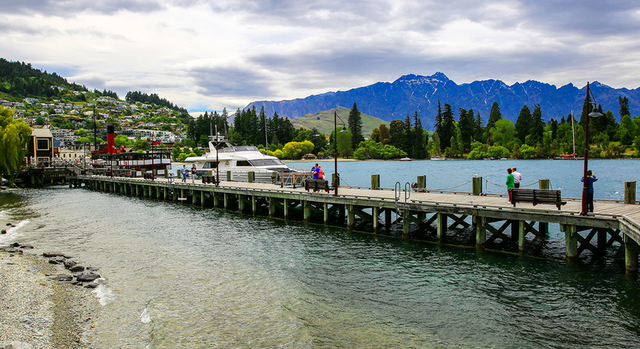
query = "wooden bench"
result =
(305, 178, 330, 193)
(201, 175, 218, 185)
(143, 172, 154, 181)
(510, 188, 566, 210)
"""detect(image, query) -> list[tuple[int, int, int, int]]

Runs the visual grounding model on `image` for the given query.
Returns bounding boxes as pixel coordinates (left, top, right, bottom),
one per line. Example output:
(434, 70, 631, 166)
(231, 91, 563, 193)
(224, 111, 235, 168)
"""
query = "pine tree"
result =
(619, 96, 630, 118)
(487, 102, 502, 129)
(515, 105, 533, 144)
(403, 114, 414, 157)
(348, 103, 364, 149)
(458, 108, 474, 152)
(531, 104, 545, 145)
(438, 103, 454, 149)
(412, 112, 427, 159)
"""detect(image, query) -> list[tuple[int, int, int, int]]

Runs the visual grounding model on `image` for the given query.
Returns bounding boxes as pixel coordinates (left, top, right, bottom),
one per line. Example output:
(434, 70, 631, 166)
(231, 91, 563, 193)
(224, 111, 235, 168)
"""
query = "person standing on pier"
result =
(506, 168, 515, 202)
(512, 167, 522, 188)
(182, 165, 187, 182)
(312, 163, 319, 179)
(581, 170, 598, 212)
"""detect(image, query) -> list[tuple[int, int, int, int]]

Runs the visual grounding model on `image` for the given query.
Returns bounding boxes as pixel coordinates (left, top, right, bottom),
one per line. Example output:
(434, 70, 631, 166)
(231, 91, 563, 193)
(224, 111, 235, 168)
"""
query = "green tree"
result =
(378, 124, 390, 144)
(458, 108, 474, 152)
(114, 134, 131, 148)
(412, 112, 428, 159)
(281, 140, 314, 159)
(428, 131, 441, 156)
(490, 119, 516, 147)
(619, 96, 630, 118)
(515, 105, 533, 144)
(530, 104, 544, 145)
(486, 102, 502, 130)
(437, 103, 454, 149)
(0, 107, 32, 186)
(619, 114, 635, 145)
(132, 139, 151, 151)
(348, 103, 364, 150)
(388, 120, 405, 149)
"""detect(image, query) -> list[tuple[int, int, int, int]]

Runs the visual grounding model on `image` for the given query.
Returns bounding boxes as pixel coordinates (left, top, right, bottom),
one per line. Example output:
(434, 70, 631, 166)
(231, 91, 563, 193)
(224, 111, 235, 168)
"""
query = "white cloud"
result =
(1, 0, 640, 113)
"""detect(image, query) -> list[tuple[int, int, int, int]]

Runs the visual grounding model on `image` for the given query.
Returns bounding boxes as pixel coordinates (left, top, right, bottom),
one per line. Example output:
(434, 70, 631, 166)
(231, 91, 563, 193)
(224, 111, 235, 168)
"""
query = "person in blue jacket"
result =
(182, 165, 187, 182)
(581, 170, 598, 212)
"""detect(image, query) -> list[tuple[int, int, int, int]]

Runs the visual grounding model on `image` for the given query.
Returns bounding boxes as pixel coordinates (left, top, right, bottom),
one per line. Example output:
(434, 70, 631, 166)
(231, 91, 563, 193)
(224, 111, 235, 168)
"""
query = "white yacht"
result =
(183, 136, 300, 183)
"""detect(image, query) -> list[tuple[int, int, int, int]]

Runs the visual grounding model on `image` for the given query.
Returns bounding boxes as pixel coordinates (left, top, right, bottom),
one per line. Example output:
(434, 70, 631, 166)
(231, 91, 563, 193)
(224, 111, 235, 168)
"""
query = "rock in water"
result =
(76, 272, 100, 282)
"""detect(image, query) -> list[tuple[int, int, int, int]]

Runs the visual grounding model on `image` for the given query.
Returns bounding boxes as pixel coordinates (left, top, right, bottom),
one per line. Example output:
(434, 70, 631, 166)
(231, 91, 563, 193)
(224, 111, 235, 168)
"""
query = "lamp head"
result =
(589, 104, 602, 118)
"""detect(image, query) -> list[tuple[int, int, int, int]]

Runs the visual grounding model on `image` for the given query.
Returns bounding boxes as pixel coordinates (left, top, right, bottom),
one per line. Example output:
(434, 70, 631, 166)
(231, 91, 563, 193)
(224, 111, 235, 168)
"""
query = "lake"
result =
(1, 159, 639, 348)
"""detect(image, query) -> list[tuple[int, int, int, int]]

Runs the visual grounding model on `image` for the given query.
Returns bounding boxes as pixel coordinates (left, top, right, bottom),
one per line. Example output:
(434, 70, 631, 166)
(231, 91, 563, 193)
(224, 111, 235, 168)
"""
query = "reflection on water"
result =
(1, 183, 640, 348)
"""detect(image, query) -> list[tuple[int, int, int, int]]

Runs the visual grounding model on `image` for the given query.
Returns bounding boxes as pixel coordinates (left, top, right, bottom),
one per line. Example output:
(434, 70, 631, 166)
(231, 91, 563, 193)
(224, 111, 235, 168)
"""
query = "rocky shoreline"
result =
(0, 243, 100, 349)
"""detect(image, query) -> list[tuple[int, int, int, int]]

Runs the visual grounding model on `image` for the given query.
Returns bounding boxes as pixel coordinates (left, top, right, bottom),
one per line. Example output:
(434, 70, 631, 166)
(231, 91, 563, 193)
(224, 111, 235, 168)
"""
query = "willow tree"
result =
(0, 107, 32, 187)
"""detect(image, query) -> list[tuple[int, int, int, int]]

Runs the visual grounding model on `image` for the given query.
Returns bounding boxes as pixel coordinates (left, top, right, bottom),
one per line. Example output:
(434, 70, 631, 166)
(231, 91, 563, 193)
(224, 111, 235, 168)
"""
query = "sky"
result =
(2, 0, 640, 115)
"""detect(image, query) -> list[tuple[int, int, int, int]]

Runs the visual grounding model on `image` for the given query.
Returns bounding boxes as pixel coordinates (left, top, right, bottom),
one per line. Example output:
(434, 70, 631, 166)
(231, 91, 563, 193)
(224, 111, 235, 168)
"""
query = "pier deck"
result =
(71, 175, 640, 273)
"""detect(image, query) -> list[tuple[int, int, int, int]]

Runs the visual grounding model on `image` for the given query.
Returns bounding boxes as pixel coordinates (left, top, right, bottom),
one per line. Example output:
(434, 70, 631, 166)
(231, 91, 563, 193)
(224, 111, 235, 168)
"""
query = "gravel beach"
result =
(0, 250, 98, 349)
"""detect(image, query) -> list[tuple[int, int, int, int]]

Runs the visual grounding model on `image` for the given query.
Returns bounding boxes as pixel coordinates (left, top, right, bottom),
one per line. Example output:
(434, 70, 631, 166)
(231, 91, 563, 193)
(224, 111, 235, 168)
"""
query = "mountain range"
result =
(246, 73, 640, 130)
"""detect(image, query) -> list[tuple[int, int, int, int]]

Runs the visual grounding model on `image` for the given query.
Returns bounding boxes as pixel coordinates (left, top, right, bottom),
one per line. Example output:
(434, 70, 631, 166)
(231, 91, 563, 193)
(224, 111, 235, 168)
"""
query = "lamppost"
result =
(333, 111, 348, 196)
(215, 125, 220, 187)
(580, 82, 603, 216)
(264, 115, 269, 155)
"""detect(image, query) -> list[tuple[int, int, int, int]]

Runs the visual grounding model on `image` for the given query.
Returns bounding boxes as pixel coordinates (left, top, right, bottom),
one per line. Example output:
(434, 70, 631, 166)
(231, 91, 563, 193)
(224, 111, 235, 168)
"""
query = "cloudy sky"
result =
(2, 0, 640, 114)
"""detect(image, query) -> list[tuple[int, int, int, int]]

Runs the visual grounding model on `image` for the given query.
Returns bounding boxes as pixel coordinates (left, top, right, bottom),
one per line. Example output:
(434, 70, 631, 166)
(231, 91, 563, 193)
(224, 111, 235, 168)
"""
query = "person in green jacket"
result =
(506, 168, 515, 201)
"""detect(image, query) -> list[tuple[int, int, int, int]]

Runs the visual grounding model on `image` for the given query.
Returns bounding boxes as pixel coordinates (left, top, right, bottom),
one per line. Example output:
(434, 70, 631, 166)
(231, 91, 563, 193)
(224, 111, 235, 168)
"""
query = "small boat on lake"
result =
(399, 157, 412, 161)
(183, 136, 302, 183)
(430, 156, 446, 161)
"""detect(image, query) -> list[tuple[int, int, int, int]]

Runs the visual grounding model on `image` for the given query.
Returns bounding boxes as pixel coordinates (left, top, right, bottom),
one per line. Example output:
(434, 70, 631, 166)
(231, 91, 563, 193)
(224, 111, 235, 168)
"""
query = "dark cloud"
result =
(0, 0, 165, 16)
(515, 1, 640, 37)
(188, 66, 275, 97)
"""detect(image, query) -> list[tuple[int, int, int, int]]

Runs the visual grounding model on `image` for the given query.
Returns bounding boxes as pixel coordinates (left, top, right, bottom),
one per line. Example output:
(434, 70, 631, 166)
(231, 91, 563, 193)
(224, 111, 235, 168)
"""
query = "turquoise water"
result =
(1, 159, 640, 348)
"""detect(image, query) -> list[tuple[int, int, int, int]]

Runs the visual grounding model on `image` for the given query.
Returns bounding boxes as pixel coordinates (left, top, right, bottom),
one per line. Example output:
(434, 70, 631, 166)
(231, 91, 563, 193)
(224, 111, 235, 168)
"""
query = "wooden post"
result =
(304, 200, 311, 221)
(403, 210, 410, 238)
(371, 174, 380, 190)
(624, 235, 638, 273)
(251, 195, 257, 215)
(268, 197, 276, 216)
(373, 206, 379, 233)
(323, 203, 329, 224)
(200, 191, 205, 207)
(385, 209, 392, 232)
(224, 193, 228, 209)
(475, 216, 486, 248)
(562, 224, 578, 261)
(417, 175, 426, 192)
(537, 179, 550, 235)
(283, 199, 289, 219)
(437, 213, 446, 242)
(518, 220, 526, 252)
(625, 181, 636, 204)
(598, 229, 607, 255)
(472, 177, 483, 196)
(347, 205, 355, 229)
(238, 194, 245, 212)
(539, 179, 550, 190)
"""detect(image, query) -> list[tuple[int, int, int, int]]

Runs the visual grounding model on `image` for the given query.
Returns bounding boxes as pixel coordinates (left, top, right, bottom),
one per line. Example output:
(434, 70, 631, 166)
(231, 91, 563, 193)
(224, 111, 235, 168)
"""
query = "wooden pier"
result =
(69, 175, 640, 274)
